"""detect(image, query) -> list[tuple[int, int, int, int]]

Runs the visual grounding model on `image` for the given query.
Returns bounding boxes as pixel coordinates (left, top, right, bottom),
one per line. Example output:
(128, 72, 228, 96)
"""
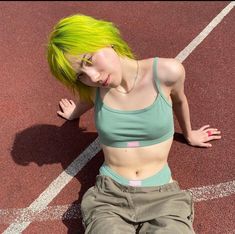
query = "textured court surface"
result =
(0, 2, 234, 234)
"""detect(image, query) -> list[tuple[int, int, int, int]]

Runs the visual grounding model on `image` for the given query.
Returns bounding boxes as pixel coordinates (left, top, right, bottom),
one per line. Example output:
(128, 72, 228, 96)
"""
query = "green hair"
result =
(47, 14, 136, 103)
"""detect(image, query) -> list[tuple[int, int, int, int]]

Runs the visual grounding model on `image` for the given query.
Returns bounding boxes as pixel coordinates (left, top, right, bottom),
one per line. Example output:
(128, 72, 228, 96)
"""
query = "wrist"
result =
(69, 107, 80, 120)
(184, 132, 193, 143)
(69, 114, 79, 121)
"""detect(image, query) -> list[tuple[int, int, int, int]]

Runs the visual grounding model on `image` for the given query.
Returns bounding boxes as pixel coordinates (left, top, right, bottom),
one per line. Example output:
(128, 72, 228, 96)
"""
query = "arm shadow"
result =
(11, 118, 103, 234)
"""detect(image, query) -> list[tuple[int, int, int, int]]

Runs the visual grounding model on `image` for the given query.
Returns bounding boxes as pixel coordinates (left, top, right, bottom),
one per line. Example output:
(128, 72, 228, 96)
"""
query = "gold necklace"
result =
(115, 60, 139, 94)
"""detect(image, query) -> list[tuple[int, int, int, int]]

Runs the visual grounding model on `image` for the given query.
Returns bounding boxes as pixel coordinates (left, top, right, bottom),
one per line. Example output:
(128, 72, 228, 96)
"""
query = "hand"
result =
(186, 125, 222, 148)
(57, 98, 77, 120)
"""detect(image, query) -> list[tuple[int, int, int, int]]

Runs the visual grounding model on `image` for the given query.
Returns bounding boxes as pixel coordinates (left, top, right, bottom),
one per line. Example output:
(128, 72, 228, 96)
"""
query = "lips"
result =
(102, 75, 110, 86)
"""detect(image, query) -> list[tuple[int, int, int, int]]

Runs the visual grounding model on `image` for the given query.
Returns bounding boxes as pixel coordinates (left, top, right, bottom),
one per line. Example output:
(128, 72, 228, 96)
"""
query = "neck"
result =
(115, 57, 139, 94)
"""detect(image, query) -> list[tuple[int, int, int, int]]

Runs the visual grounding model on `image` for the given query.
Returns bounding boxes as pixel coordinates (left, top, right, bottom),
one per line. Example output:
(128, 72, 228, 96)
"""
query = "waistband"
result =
(99, 163, 172, 187)
(95, 174, 180, 193)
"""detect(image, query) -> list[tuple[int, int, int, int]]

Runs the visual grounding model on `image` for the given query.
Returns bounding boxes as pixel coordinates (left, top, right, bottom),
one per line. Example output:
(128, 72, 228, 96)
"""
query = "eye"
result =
(76, 56, 93, 80)
(76, 72, 84, 80)
(83, 56, 93, 67)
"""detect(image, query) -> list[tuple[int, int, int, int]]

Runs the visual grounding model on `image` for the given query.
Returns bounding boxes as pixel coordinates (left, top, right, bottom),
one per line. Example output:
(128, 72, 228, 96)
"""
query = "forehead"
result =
(64, 52, 84, 63)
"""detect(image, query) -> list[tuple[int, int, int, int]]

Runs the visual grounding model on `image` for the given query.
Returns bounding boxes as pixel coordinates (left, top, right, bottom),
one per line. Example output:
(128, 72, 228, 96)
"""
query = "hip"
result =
(99, 162, 173, 187)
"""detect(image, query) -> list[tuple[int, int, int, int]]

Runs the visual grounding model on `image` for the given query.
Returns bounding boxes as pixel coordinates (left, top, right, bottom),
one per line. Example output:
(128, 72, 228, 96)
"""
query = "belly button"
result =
(135, 171, 139, 176)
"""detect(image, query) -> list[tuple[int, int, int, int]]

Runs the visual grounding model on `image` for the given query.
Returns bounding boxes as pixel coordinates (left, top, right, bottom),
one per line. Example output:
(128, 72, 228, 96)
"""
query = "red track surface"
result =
(0, 2, 234, 234)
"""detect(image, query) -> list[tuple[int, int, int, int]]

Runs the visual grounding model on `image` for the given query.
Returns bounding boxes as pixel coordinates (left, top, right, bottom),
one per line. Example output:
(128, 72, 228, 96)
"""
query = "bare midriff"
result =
(101, 137, 174, 183)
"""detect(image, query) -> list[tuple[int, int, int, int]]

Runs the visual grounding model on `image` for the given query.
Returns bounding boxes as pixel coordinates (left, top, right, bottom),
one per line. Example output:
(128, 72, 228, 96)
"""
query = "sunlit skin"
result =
(64, 47, 139, 92)
(58, 46, 222, 180)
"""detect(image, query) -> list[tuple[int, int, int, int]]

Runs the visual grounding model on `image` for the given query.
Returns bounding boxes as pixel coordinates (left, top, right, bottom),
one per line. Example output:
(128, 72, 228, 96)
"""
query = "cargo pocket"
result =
(80, 186, 97, 227)
(185, 190, 194, 223)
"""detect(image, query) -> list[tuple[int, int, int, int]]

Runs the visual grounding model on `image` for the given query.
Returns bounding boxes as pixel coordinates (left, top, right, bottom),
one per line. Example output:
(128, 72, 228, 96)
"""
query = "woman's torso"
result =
(95, 57, 174, 180)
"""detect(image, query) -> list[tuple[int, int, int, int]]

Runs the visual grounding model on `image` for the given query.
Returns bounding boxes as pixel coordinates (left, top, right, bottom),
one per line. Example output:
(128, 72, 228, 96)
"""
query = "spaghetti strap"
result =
(153, 57, 162, 95)
(153, 57, 172, 107)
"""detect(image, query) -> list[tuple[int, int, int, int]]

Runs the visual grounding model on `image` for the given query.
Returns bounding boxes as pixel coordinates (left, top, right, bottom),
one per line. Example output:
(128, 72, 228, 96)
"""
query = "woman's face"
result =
(65, 47, 122, 88)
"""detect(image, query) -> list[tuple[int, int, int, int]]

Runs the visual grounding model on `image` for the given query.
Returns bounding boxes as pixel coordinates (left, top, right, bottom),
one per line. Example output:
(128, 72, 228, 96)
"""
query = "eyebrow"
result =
(76, 54, 86, 76)
(79, 54, 86, 68)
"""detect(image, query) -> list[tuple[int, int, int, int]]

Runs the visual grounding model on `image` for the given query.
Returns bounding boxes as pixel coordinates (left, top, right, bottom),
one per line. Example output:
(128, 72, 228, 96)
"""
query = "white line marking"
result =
(176, 1, 235, 62)
(2, 2, 234, 233)
(188, 180, 235, 202)
(0, 204, 81, 224)
(1, 180, 234, 224)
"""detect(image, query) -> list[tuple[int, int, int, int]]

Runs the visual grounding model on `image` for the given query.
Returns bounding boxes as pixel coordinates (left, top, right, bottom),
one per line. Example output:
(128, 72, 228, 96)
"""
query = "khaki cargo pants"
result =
(81, 175, 195, 234)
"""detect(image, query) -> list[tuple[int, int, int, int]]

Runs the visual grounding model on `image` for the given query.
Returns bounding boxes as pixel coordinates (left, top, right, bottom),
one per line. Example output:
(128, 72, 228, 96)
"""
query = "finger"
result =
(205, 128, 221, 133)
(200, 125, 210, 131)
(200, 143, 212, 148)
(64, 99, 72, 105)
(208, 135, 222, 140)
(61, 99, 69, 106)
(214, 130, 221, 135)
(209, 130, 221, 135)
(205, 129, 222, 137)
(59, 101, 66, 109)
(69, 100, 76, 106)
(205, 128, 217, 132)
(57, 111, 65, 117)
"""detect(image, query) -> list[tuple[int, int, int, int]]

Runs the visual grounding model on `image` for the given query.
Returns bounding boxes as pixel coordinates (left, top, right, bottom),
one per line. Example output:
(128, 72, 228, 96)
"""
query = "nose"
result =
(84, 68, 101, 83)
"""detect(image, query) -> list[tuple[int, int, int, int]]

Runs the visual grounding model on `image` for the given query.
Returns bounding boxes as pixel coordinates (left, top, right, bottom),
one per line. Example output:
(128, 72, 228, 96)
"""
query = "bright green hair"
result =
(47, 14, 136, 103)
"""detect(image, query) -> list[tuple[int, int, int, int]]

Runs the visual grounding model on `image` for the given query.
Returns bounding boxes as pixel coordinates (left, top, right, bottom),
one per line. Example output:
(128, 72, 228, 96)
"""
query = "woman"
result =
(47, 14, 221, 234)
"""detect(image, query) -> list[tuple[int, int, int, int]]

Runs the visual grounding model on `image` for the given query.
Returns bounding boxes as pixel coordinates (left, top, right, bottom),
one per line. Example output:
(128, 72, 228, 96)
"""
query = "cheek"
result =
(80, 79, 95, 87)
(95, 51, 120, 73)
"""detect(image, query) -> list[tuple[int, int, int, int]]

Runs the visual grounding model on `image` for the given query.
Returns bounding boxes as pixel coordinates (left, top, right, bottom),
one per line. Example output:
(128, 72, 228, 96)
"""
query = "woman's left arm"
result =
(167, 59, 222, 148)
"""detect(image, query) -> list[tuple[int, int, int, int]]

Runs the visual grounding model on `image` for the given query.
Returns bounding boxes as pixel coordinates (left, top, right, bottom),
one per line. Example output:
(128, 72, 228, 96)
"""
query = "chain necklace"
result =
(115, 60, 139, 94)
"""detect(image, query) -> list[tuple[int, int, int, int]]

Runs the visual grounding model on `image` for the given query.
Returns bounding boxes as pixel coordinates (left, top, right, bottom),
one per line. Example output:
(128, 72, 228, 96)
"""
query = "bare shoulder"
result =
(157, 57, 185, 87)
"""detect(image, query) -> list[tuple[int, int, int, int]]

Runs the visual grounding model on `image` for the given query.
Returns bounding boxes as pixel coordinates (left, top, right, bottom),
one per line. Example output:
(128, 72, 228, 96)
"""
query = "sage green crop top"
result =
(94, 57, 174, 148)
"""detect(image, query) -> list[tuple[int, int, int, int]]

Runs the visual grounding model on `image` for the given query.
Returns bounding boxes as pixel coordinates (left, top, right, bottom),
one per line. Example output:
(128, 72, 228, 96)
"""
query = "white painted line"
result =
(188, 180, 235, 202)
(1, 180, 234, 224)
(2, 2, 234, 233)
(176, 1, 234, 63)
(0, 204, 81, 224)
